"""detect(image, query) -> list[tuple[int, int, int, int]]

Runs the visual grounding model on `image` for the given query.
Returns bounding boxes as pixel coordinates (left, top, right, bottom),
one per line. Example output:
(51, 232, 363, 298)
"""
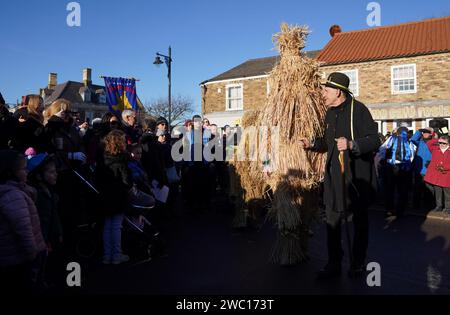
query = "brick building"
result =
(201, 16, 450, 132)
(40, 68, 110, 122)
(200, 52, 319, 127)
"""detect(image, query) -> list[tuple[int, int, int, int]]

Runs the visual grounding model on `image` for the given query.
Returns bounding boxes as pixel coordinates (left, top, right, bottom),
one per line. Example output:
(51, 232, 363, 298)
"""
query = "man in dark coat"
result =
(121, 109, 141, 144)
(300, 72, 381, 279)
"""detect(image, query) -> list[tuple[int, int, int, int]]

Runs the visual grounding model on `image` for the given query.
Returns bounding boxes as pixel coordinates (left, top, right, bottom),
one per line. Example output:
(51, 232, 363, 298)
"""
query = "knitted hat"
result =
(27, 153, 50, 173)
(156, 116, 168, 126)
(24, 147, 37, 158)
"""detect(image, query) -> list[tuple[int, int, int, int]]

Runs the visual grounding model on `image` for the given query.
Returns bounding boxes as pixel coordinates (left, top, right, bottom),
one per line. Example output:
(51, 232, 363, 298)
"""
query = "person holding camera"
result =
(424, 134, 450, 213)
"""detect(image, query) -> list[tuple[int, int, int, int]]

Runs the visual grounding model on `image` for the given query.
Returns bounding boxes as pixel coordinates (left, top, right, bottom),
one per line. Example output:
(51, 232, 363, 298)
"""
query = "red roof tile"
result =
(317, 16, 450, 65)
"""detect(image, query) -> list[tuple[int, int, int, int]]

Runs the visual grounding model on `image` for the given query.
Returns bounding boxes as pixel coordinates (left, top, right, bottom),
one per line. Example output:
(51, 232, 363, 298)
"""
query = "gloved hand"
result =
(436, 164, 445, 174)
(69, 152, 86, 163)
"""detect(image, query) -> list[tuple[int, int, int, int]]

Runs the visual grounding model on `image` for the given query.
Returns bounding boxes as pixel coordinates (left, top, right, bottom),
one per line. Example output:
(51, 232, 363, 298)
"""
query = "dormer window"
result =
(79, 87, 92, 102)
(96, 89, 106, 104)
(98, 94, 106, 104)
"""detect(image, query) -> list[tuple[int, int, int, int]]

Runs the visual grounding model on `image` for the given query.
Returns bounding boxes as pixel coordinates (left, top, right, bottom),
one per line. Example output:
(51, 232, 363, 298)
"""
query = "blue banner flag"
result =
(103, 77, 138, 113)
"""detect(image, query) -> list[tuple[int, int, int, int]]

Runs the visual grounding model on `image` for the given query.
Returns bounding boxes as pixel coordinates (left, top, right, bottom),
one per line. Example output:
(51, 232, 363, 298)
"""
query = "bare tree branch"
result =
(144, 95, 194, 126)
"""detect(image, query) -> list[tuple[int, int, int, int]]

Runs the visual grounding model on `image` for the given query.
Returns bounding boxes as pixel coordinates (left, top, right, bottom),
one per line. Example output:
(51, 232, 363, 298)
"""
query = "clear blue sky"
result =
(1, 0, 449, 113)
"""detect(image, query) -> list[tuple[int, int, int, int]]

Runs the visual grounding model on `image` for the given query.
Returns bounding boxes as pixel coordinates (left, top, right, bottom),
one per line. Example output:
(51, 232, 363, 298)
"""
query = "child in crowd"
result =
(128, 143, 155, 228)
(95, 130, 131, 265)
(27, 151, 63, 287)
(27, 152, 63, 251)
(0, 150, 46, 293)
(128, 143, 152, 194)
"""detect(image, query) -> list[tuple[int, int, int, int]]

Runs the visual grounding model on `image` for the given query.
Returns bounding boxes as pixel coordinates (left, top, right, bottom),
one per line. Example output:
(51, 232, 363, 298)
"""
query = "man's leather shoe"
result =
(316, 263, 341, 280)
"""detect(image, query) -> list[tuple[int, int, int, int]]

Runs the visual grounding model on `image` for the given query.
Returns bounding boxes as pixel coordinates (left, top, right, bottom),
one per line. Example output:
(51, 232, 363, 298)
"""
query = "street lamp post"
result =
(153, 46, 172, 130)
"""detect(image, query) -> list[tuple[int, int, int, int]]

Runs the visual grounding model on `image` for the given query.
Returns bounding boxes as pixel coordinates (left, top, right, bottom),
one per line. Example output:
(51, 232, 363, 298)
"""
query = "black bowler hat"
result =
(321, 72, 351, 93)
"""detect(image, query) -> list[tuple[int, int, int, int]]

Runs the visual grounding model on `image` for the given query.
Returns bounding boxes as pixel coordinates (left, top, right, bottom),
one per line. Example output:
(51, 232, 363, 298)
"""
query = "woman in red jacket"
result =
(424, 134, 450, 213)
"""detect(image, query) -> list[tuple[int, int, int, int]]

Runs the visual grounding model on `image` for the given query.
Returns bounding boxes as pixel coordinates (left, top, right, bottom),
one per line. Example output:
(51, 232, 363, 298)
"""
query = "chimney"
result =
(83, 68, 92, 86)
(48, 73, 57, 90)
(329, 25, 342, 37)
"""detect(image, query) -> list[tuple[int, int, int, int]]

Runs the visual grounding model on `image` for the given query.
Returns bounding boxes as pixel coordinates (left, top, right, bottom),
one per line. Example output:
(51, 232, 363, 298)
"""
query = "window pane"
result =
(406, 67, 413, 78)
(393, 65, 414, 80)
(236, 86, 242, 99)
(393, 76, 415, 92)
(228, 86, 242, 99)
(230, 87, 236, 98)
(227, 85, 242, 109)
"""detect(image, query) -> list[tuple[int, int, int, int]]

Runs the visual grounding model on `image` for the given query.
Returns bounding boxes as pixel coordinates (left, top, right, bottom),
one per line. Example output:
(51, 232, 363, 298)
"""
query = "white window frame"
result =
(375, 120, 382, 134)
(381, 121, 388, 135)
(225, 83, 243, 111)
(391, 64, 417, 95)
(338, 69, 359, 96)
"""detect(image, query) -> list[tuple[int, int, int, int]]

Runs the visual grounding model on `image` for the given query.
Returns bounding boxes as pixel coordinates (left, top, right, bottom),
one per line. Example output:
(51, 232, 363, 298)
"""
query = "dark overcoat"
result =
(95, 153, 132, 216)
(313, 96, 381, 226)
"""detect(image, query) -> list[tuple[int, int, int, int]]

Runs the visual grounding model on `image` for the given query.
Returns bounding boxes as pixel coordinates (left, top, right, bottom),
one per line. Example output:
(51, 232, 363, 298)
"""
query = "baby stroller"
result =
(122, 187, 165, 264)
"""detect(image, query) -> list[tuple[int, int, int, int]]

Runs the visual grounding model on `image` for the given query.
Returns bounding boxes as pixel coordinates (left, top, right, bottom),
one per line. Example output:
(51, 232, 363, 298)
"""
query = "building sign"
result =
(369, 104, 450, 120)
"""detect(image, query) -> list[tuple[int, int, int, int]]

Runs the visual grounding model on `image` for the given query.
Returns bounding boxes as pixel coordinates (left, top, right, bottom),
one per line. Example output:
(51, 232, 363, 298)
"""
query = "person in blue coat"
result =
(410, 127, 434, 208)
